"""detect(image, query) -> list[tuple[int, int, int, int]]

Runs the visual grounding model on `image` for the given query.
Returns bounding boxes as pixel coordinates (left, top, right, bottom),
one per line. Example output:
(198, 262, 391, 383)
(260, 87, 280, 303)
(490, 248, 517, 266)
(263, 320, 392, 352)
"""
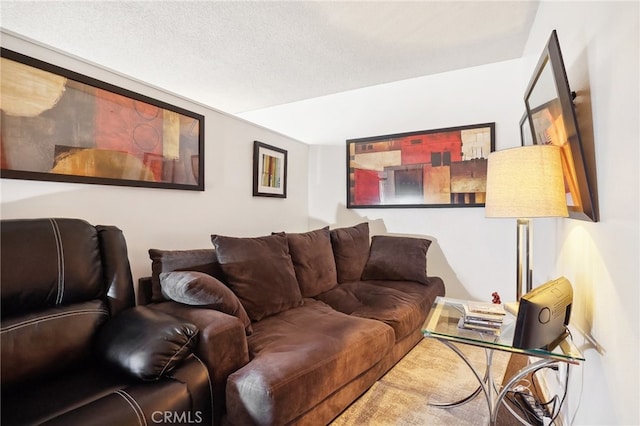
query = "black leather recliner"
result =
(1, 218, 212, 425)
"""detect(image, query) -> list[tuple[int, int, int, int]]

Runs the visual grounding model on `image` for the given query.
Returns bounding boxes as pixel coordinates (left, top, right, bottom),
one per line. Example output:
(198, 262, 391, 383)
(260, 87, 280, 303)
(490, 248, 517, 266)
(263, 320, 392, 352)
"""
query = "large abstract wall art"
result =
(0, 49, 204, 190)
(347, 123, 495, 208)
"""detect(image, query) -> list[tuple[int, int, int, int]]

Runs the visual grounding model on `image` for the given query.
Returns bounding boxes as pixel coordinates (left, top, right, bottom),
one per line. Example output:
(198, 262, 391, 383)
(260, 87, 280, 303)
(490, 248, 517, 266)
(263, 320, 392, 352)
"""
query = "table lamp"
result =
(485, 145, 568, 300)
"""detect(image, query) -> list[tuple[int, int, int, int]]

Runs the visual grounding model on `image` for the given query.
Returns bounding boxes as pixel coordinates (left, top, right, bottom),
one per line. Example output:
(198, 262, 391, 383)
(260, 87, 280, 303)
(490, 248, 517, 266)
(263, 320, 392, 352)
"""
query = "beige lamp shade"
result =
(485, 145, 569, 218)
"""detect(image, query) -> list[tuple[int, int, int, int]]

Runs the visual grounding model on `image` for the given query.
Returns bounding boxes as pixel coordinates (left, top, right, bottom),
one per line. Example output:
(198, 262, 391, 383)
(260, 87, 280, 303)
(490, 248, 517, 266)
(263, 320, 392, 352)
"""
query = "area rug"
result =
(331, 338, 511, 425)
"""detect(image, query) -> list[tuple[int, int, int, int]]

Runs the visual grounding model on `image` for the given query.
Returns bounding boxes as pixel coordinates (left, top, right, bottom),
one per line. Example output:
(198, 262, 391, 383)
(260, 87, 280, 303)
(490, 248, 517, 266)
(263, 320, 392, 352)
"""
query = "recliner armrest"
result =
(95, 305, 198, 381)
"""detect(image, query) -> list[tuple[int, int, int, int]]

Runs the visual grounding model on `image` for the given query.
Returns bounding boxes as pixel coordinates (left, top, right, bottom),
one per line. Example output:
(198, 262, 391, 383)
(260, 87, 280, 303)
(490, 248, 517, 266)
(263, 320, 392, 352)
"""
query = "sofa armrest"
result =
(148, 301, 249, 423)
(168, 354, 213, 426)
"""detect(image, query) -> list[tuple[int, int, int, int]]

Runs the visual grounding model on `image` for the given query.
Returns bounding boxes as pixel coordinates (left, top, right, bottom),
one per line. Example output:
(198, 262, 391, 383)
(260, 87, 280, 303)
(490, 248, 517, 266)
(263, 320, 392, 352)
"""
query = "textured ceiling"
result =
(1, 1, 539, 114)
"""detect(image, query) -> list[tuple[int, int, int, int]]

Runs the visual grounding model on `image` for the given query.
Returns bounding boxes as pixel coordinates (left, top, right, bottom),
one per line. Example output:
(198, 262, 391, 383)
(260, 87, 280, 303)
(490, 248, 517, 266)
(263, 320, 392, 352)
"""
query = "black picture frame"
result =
(1, 48, 205, 191)
(347, 123, 495, 208)
(523, 30, 597, 222)
(520, 112, 534, 146)
(253, 141, 287, 198)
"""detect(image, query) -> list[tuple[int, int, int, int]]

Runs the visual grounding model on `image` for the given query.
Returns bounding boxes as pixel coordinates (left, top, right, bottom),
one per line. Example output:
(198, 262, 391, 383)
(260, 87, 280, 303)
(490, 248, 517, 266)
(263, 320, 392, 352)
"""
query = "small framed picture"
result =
(253, 141, 287, 198)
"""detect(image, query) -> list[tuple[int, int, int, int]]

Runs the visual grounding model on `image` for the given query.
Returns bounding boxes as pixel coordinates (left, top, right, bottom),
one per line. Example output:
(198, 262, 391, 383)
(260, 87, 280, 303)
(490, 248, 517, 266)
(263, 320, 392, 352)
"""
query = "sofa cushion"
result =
(160, 271, 253, 335)
(316, 279, 444, 341)
(95, 306, 198, 381)
(329, 222, 370, 283)
(211, 233, 302, 321)
(1, 357, 209, 425)
(361, 235, 431, 285)
(226, 299, 395, 425)
(148, 248, 223, 303)
(284, 227, 338, 297)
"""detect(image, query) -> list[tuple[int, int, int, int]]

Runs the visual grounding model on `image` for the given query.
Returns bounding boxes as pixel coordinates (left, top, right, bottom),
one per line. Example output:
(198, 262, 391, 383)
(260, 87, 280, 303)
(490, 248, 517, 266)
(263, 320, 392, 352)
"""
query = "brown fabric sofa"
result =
(0, 218, 213, 426)
(141, 223, 445, 426)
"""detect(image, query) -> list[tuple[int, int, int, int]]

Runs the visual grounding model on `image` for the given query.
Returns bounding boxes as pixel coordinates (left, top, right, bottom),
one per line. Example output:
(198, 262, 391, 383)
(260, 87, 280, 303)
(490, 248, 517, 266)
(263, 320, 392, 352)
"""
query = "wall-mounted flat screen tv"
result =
(523, 30, 598, 222)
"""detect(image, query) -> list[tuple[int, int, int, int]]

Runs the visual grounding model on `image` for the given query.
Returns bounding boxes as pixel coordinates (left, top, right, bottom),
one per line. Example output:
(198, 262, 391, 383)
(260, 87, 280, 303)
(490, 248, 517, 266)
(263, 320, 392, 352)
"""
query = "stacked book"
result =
(458, 301, 506, 336)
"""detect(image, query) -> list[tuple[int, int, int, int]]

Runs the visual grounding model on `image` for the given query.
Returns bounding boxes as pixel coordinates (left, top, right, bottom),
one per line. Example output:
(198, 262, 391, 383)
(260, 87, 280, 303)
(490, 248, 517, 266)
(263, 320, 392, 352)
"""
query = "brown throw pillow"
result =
(330, 222, 370, 283)
(211, 233, 302, 321)
(148, 249, 222, 303)
(361, 235, 431, 285)
(160, 271, 253, 335)
(285, 227, 338, 298)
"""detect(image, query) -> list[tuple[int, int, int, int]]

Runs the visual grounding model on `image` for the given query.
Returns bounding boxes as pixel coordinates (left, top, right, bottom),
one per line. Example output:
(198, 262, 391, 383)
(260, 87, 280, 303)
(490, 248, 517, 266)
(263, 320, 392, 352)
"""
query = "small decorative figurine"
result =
(491, 291, 501, 304)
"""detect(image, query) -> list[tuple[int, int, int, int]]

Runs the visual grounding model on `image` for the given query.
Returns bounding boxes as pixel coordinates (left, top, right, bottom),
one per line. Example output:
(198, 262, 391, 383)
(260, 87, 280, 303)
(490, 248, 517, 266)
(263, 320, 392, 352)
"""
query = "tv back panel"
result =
(512, 277, 573, 350)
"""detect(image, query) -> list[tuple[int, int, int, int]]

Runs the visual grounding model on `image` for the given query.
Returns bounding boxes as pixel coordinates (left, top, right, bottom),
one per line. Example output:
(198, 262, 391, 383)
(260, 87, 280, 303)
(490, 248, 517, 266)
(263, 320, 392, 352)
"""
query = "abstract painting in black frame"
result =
(347, 123, 495, 208)
(1, 49, 205, 191)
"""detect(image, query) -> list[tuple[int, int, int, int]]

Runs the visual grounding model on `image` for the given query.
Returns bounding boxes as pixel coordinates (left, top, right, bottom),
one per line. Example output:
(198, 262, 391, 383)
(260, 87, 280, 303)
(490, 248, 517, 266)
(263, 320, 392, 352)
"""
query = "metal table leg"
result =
(429, 339, 560, 426)
(428, 340, 495, 420)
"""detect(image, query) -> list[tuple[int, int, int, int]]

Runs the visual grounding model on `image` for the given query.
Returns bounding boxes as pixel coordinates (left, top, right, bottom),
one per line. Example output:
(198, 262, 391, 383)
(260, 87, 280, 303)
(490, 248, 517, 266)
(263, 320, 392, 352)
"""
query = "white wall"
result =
(0, 32, 310, 288)
(523, 2, 639, 425)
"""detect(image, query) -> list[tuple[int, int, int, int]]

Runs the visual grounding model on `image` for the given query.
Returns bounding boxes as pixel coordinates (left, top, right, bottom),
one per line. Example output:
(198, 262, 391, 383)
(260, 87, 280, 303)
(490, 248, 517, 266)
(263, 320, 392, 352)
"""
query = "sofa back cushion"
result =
(148, 248, 223, 303)
(283, 227, 338, 298)
(211, 233, 302, 321)
(329, 222, 370, 283)
(0, 218, 135, 387)
(1, 218, 104, 318)
(361, 235, 431, 285)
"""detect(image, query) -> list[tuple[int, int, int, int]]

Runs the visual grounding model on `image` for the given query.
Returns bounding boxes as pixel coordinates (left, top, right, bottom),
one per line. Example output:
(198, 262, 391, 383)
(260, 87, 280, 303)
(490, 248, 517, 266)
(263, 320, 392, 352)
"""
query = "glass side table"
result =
(422, 296, 584, 425)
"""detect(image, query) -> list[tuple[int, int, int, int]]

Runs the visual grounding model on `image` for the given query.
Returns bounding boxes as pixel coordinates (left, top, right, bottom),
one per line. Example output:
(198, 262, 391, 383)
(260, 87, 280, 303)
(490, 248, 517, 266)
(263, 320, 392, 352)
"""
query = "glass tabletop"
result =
(422, 296, 585, 364)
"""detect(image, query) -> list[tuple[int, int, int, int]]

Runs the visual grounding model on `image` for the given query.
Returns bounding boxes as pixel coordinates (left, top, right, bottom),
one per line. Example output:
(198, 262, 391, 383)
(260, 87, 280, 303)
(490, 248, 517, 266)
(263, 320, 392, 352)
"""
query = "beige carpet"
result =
(331, 338, 511, 425)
